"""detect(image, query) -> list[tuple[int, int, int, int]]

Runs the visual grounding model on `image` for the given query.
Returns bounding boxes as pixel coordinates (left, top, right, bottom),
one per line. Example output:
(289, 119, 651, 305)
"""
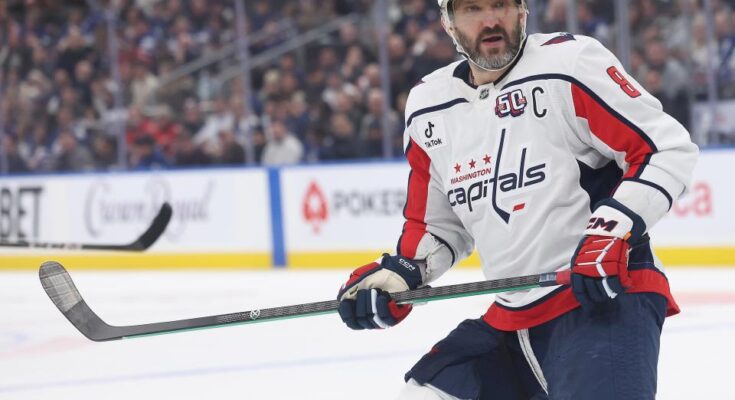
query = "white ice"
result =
(0, 267, 732, 399)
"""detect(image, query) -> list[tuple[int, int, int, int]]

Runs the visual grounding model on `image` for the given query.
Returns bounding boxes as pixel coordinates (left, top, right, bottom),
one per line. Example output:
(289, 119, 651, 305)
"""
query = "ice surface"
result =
(0, 267, 732, 399)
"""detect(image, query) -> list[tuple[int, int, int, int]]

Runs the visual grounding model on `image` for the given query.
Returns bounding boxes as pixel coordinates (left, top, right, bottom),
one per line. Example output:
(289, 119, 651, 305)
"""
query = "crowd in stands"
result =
(1, 0, 734, 174)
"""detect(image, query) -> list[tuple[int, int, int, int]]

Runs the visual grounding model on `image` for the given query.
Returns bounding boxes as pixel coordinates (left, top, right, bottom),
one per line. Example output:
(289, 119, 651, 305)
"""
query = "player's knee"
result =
(395, 379, 463, 400)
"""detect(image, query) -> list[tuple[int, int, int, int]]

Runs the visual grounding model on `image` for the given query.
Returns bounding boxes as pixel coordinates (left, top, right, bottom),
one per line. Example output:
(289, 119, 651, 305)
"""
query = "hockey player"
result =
(337, 0, 698, 399)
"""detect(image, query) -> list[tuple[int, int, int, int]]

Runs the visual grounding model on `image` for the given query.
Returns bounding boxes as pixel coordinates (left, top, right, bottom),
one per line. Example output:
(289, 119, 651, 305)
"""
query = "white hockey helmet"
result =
(438, 0, 528, 73)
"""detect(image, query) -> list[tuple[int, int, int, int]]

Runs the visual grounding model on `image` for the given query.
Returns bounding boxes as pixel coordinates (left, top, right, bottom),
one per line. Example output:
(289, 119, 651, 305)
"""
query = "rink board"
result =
(0, 149, 733, 270)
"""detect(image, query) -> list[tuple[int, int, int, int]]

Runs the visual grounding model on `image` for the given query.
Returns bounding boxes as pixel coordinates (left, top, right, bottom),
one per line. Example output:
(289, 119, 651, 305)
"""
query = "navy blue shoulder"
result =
(406, 98, 469, 128)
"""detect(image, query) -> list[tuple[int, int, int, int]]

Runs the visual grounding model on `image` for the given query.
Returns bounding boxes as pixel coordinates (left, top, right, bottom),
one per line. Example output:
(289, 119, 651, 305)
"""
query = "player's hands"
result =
(571, 200, 644, 308)
(571, 235, 631, 308)
(337, 254, 423, 330)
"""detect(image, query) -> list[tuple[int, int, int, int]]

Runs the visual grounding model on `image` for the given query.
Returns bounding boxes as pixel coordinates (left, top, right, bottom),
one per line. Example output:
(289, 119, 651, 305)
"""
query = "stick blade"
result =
(39, 261, 121, 341)
(40, 261, 83, 313)
(131, 202, 173, 250)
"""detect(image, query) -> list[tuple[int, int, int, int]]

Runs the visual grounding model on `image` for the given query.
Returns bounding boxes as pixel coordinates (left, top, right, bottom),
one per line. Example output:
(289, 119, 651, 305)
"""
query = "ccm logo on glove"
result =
(571, 200, 645, 308)
(337, 254, 423, 330)
(587, 217, 619, 232)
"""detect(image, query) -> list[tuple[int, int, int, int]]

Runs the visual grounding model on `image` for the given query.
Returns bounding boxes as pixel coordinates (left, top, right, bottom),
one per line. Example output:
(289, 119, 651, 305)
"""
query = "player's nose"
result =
(479, 16, 502, 31)
(478, 8, 503, 26)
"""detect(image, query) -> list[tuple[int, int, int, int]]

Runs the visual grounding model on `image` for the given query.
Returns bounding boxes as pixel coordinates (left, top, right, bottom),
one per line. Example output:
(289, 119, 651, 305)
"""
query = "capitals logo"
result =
(446, 129, 547, 224)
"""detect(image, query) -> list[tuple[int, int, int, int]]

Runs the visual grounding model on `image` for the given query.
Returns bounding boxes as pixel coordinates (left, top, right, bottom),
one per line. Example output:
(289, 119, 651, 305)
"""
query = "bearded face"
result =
(452, 9, 524, 71)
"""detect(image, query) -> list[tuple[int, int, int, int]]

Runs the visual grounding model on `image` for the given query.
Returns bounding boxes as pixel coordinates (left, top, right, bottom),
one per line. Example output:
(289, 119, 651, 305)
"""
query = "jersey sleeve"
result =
(567, 38, 699, 232)
(398, 124, 474, 280)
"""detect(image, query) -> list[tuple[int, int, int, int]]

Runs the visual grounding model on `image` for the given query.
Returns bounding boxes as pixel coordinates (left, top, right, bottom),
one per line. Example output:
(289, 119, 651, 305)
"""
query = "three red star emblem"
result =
(453, 154, 494, 174)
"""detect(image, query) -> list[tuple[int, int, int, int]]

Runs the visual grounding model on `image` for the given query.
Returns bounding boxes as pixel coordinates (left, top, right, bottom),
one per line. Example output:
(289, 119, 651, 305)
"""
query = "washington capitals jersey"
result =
(397, 33, 699, 331)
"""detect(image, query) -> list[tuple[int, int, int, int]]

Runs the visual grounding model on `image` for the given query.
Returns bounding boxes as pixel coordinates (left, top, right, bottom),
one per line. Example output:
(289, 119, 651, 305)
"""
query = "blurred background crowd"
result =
(0, 0, 734, 174)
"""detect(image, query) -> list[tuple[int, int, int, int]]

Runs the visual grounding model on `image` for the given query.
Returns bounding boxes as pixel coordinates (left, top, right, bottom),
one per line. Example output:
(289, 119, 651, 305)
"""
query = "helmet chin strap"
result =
(447, 10, 529, 74)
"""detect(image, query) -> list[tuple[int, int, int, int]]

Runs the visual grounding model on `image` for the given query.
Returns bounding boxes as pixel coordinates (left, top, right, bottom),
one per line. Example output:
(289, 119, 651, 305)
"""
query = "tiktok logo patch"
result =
(495, 89, 528, 118)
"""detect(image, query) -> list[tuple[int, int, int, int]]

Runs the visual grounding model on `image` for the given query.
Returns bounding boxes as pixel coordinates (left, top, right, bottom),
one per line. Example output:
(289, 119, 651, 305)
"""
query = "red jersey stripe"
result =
(483, 268, 678, 331)
(399, 139, 432, 258)
(571, 84, 653, 179)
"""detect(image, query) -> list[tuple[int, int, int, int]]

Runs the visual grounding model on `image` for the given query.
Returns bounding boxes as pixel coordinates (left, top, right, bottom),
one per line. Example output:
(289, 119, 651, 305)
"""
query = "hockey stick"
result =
(39, 260, 571, 342)
(0, 202, 172, 251)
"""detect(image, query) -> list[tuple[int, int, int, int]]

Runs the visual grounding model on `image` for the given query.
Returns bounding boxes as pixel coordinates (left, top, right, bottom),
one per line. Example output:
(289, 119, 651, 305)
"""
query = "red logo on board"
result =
(303, 181, 329, 234)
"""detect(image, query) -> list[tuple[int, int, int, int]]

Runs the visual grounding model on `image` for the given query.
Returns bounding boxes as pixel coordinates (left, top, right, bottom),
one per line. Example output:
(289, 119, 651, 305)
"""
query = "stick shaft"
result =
(39, 261, 570, 341)
(2, 203, 171, 251)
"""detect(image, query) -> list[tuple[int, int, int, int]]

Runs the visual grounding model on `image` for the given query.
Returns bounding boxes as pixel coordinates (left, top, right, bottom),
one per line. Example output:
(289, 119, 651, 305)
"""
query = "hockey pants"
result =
(400, 292, 667, 400)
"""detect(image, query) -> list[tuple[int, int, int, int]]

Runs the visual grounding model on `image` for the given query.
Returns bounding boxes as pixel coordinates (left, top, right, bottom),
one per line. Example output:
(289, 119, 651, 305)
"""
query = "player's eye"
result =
(492, 1, 507, 9)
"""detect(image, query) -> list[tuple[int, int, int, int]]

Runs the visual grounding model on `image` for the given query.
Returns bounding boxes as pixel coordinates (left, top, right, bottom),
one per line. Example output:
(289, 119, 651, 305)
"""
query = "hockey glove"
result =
(337, 254, 423, 330)
(571, 200, 645, 309)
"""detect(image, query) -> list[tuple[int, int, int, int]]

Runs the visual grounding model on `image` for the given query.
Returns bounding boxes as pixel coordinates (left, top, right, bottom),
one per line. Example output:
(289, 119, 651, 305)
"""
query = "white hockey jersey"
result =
(397, 33, 698, 331)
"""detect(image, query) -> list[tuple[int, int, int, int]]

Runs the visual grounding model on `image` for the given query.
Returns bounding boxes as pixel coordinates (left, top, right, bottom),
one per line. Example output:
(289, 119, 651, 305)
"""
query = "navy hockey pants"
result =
(405, 292, 667, 400)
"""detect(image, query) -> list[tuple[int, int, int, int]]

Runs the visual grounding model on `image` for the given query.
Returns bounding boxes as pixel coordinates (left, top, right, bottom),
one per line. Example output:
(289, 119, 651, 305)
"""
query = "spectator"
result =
(130, 61, 159, 107)
(249, 0, 281, 32)
(644, 69, 689, 128)
(302, 127, 323, 163)
(325, 88, 361, 129)
(285, 92, 311, 141)
(578, 2, 611, 47)
(194, 96, 233, 154)
(251, 127, 267, 164)
(715, 8, 735, 98)
(90, 76, 115, 119)
(125, 106, 156, 145)
(156, 58, 196, 111)
(1, 22, 33, 76)
(323, 113, 359, 160)
(387, 34, 415, 93)
(689, 13, 712, 99)
(542, 0, 568, 33)
(410, 32, 455, 86)
(130, 135, 168, 170)
(217, 130, 246, 165)
(640, 39, 689, 103)
(172, 129, 211, 167)
(91, 134, 118, 170)
(231, 96, 262, 139)
(261, 120, 303, 165)
(52, 130, 94, 172)
(260, 69, 284, 105)
(340, 45, 368, 83)
(149, 105, 180, 157)
(2, 133, 29, 173)
(181, 98, 206, 135)
(3, 0, 735, 173)
(73, 59, 94, 108)
(278, 53, 306, 86)
(335, 23, 371, 61)
(18, 123, 55, 172)
(357, 63, 382, 93)
(56, 26, 91, 78)
(317, 46, 340, 75)
(359, 89, 401, 158)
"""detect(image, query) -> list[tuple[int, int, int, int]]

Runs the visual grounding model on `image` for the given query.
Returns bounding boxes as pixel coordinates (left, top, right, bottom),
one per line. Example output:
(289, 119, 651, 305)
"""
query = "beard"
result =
(454, 17, 523, 70)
